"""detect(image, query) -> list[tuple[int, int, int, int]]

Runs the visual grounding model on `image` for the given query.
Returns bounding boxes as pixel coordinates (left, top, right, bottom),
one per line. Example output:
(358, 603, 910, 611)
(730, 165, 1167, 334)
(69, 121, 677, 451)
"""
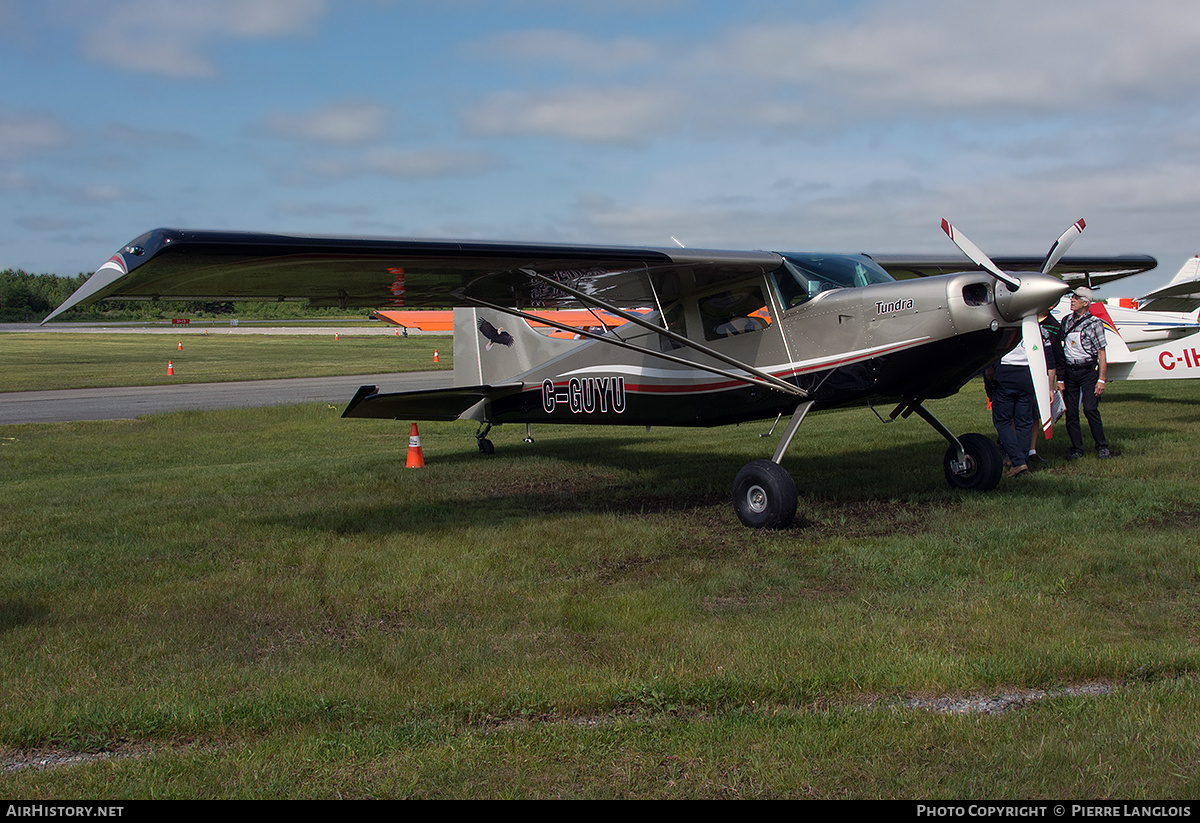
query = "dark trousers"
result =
(1063, 363, 1107, 452)
(991, 363, 1034, 467)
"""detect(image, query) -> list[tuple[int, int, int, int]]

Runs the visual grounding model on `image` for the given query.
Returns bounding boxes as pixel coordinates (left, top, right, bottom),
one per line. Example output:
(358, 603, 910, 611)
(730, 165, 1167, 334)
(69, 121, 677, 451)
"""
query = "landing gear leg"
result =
(732, 401, 812, 529)
(899, 402, 1002, 491)
(941, 432, 1002, 491)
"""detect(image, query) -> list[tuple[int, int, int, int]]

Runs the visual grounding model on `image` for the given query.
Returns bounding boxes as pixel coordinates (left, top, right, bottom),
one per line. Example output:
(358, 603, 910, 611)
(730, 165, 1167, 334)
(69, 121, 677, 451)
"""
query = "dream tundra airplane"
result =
(44, 220, 1156, 529)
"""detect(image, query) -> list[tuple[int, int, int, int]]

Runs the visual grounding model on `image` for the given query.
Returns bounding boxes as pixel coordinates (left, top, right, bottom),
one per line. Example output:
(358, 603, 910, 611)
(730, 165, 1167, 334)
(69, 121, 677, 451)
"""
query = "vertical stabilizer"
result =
(1163, 256, 1200, 290)
(1136, 256, 1200, 313)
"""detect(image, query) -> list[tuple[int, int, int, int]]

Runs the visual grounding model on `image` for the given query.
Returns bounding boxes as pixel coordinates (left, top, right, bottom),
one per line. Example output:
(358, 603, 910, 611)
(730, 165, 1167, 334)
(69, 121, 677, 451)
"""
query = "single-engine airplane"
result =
(43, 221, 1156, 528)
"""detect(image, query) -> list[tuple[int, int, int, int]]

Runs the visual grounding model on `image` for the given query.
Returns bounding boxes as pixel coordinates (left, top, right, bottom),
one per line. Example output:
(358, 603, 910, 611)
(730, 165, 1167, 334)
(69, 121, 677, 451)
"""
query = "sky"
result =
(3, 0, 1200, 297)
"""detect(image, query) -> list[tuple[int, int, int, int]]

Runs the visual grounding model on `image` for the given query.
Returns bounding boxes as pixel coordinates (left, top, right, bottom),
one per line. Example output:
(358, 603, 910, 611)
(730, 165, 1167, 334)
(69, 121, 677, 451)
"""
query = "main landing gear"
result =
(733, 460, 797, 529)
(731, 399, 1004, 530)
(941, 432, 1003, 491)
(732, 400, 812, 530)
(901, 403, 1002, 492)
(476, 423, 495, 455)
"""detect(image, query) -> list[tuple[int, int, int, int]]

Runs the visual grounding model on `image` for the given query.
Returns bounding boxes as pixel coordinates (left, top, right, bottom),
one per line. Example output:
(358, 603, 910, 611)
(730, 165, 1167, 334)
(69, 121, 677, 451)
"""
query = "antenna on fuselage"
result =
(671, 237, 685, 248)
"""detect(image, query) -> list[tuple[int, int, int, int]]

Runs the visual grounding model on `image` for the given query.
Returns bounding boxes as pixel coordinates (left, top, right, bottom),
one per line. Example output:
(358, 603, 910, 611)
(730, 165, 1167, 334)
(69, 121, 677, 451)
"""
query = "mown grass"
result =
(0, 333, 451, 392)
(1, 380, 1199, 798)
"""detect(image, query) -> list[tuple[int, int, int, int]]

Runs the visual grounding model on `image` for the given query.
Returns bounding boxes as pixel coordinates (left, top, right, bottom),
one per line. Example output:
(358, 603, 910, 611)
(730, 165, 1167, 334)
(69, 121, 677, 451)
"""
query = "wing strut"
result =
(468, 293, 807, 398)
(511, 270, 808, 398)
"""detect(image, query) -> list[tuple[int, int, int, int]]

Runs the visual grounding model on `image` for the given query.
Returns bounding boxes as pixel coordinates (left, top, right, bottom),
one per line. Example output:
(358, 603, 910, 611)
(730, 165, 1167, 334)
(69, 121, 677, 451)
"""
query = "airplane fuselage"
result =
(467, 261, 1025, 428)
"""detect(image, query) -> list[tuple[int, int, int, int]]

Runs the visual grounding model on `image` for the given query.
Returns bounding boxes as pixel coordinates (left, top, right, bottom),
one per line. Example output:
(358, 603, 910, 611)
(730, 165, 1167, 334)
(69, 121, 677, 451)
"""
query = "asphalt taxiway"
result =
(0, 372, 454, 425)
(0, 322, 452, 424)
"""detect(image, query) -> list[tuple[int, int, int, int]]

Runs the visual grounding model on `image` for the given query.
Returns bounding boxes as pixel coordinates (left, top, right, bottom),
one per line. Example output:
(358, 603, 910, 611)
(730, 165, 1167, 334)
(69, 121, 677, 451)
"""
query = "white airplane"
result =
(1046, 256, 1200, 383)
(1101, 313, 1200, 382)
(1070, 256, 1200, 350)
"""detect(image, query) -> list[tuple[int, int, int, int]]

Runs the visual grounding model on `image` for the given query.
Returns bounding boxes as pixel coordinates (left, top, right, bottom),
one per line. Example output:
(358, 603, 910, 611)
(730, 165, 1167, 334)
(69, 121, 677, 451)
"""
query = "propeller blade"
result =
(1040, 219, 1086, 275)
(941, 219, 1022, 291)
(1023, 314, 1053, 440)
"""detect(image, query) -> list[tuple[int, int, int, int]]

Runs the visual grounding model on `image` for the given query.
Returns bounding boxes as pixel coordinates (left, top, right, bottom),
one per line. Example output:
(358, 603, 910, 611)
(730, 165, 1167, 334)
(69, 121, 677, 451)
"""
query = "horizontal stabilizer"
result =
(1136, 257, 1200, 313)
(341, 383, 524, 421)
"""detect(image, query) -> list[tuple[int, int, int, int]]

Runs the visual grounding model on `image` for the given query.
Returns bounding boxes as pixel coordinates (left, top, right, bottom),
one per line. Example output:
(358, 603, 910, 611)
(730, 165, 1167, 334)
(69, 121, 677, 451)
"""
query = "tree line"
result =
(0, 269, 365, 322)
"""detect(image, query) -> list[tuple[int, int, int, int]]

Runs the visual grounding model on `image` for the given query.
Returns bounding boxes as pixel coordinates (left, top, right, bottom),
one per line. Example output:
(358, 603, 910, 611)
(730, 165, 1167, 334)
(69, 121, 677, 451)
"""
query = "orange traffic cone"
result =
(433, 350, 439, 363)
(406, 423, 425, 468)
(167, 360, 174, 375)
(178, 341, 182, 351)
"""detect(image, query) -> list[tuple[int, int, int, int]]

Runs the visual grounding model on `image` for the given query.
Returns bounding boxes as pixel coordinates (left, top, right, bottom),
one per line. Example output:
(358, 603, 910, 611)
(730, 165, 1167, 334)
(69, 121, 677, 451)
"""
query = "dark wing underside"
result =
(43, 228, 1158, 323)
(42, 229, 783, 323)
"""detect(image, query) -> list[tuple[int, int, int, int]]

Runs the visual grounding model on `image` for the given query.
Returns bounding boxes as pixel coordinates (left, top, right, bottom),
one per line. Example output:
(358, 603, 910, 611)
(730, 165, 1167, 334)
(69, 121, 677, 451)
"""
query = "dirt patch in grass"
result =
(1, 679, 1129, 777)
(1136, 504, 1200, 532)
(799, 497, 957, 540)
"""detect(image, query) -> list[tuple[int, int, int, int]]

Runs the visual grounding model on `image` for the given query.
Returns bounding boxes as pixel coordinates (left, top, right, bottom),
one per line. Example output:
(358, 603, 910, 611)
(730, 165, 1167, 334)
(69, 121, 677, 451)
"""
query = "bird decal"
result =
(477, 317, 514, 350)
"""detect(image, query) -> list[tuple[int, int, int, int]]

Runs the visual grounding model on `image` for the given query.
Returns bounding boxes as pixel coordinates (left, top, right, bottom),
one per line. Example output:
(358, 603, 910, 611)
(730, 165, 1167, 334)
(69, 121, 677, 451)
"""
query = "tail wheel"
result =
(733, 459, 798, 529)
(943, 432, 1002, 491)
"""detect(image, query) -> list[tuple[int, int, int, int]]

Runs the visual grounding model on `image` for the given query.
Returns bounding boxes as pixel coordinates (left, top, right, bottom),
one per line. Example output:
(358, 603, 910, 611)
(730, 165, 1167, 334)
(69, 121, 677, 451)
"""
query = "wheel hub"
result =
(746, 484, 768, 514)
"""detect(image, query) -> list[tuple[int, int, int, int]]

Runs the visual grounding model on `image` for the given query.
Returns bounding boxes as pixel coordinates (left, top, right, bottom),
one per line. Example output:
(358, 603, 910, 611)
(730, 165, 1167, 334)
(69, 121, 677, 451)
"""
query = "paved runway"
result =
(0, 322, 456, 424)
(0, 321, 439, 336)
(0, 372, 454, 425)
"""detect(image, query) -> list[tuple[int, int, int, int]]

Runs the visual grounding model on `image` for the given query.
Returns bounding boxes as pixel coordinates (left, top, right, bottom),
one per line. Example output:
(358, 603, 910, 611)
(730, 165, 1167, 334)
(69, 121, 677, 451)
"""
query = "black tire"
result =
(943, 432, 1002, 491)
(477, 438, 495, 455)
(732, 459, 798, 529)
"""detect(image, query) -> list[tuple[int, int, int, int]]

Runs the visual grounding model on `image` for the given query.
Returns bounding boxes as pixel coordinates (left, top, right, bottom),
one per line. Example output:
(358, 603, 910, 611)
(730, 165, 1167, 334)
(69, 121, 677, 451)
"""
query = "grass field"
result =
(0, 332, 452, 392)
(1, 350, 1199, 797)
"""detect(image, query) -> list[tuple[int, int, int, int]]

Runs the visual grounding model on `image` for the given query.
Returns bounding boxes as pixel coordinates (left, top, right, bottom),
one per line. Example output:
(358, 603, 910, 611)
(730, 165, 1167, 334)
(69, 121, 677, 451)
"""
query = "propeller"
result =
(1040, 218, 1085, 275)
(942, 219, 1082, 441)
(1022, 313, 1054, 440)
(941, 219, 1022, 291)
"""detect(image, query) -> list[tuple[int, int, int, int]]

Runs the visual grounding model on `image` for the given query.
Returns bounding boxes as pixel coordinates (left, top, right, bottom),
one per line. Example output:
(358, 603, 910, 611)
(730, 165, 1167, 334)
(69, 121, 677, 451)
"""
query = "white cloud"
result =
(264, 99, 392, 145)
(0, 110, 75, 158)
(460, 0, 1200, 142)
(364, 147, 502, 178)
(464, 86, 687, 143)
(479, 30, 661, 74)
(81, 0, 326, 79)
(692, 2, 1200, 115)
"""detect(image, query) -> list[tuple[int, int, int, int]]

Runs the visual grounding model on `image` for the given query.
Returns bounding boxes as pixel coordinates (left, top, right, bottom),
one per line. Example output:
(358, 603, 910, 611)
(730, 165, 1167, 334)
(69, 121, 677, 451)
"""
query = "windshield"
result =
(773, 253, 895, 308)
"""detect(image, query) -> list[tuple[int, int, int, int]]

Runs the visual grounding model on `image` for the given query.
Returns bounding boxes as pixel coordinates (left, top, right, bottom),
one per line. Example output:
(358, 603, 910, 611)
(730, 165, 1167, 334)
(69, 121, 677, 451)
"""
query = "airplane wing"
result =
(42, 229, 784, 323)
(870, 254, 1158, 285)
(341, 383, 525, 421)
(44, 228, 1159, 324)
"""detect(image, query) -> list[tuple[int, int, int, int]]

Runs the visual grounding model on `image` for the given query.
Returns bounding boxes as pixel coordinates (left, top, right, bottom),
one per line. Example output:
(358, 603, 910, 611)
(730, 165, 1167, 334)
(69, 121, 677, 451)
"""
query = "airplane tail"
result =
(452, 307, 591, 388)
(343, 308, 596, 425)
(1088, 301, 1121, 338)
(1136, 256, 1200, 313)
(1162, 256, 1200, 291)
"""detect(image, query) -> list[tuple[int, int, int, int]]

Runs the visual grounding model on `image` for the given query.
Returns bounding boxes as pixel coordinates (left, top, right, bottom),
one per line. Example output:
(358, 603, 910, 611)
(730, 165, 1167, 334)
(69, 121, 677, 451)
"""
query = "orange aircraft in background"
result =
(372, 308, 643, 337)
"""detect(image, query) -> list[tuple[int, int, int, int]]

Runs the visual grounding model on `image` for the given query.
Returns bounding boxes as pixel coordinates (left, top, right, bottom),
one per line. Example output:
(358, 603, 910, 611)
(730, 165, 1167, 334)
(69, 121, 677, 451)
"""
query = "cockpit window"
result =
(699, 287, 771, 341)
(773, 253, 895, 308)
